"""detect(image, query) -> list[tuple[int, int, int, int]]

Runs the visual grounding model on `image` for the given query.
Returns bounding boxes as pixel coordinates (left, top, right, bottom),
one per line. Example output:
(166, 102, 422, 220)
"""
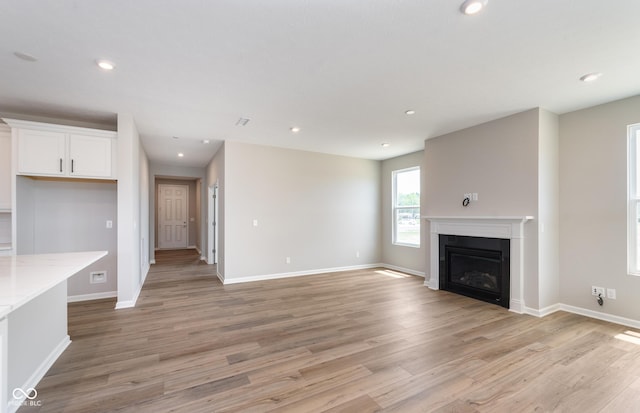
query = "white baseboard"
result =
(7, 335, 71, 413)
(380, 263, 425, 278)
(222, 263, 384, 285)
(67, 291, 117, 303)
(149, 259, 156, 265)
(201, 256, 207, 261)
(115, 283, 142, 310)
(550, 304, 640, 329)
(216, 270, 224, 284)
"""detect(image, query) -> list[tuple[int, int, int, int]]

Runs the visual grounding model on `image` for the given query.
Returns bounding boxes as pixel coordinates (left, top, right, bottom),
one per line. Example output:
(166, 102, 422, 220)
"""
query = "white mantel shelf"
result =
(422, 215, 534, 314)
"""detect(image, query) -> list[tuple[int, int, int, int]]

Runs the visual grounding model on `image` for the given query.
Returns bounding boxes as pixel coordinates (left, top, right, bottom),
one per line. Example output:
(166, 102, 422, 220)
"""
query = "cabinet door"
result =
(68, 134, 112, 178)
(17, 129, 66, 176)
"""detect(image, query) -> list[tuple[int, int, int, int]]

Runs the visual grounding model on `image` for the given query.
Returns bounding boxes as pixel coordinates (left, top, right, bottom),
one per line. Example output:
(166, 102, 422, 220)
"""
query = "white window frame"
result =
(392, 166, 420, 247)
(628, 123, 640, 275)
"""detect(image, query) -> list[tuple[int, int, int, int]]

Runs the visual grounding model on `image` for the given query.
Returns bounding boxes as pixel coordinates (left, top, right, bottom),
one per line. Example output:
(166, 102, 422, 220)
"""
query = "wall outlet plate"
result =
(591, 286, 605, 296)
(90, 271, 107, 284)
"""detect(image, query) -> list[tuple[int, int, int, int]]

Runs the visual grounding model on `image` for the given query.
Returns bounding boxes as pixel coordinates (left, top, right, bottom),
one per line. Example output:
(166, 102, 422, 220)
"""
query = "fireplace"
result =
(439, 234, 510, 308)
(425, 216, 532, 313)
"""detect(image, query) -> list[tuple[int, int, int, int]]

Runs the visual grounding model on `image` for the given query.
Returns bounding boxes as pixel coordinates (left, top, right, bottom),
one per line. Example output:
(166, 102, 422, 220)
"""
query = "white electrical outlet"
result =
(106, 220, 113, 229)
(607, 288, 617, 299)
(591, 286, 605, 296)
(472, 193, 478, 201)
(356, 251, 360, 258)
(286, 257, 291, 264)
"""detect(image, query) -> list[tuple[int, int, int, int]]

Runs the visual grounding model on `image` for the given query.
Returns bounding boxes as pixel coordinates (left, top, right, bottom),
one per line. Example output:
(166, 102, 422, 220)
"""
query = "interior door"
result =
(158, 184, 188, 249)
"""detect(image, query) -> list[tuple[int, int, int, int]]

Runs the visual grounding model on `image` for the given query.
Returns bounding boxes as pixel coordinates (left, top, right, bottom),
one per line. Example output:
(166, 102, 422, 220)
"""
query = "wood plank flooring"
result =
(20, 249, 640, 412)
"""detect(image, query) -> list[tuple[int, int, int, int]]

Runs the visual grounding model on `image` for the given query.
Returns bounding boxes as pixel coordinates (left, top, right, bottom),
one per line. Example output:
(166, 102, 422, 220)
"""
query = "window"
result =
(628, 124, 640, 275)
(393, 167, 420, 247)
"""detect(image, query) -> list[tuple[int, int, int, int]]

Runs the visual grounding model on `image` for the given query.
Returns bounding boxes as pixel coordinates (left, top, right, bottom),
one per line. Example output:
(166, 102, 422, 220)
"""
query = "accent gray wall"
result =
(15, 177, 117, 297)
(424, 109, 542, 309)
(559, 95, 640, 320)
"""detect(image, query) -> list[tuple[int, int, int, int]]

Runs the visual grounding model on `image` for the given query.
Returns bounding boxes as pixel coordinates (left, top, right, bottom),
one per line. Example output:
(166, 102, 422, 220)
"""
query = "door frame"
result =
(157, 183, 189, 249)
(207, 182, 218, 264)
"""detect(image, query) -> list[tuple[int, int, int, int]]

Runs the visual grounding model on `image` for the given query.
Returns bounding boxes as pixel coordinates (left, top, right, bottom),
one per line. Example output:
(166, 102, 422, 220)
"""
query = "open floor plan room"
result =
(23, 250, 640, 412)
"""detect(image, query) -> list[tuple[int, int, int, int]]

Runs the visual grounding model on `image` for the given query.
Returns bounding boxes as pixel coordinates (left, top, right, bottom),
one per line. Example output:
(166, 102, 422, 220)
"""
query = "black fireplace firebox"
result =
(439, 235, 510, 308)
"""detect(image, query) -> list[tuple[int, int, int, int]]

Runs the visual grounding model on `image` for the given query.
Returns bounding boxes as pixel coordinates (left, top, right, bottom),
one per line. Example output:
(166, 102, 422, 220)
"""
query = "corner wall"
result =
(116, 113, 149, 308)
(559, 95, 640, 322)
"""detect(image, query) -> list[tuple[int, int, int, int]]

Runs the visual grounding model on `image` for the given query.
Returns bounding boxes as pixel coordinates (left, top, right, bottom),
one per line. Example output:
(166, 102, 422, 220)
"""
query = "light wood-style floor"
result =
(21, 249, 640, 412)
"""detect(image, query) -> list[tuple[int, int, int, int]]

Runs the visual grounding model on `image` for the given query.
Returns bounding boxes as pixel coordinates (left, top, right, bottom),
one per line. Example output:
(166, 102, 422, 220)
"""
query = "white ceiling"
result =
(1, 1, 639, 167)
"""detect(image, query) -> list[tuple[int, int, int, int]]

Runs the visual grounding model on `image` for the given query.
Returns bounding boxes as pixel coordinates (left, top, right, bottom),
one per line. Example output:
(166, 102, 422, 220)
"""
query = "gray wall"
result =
(15, 177, 117, 298)
(381, 150, 425, 275)
(424, 109, 541, 308)
(537, 109, 560, 309)
(222, 141, 381, 281)
(559, 95, 640, 320)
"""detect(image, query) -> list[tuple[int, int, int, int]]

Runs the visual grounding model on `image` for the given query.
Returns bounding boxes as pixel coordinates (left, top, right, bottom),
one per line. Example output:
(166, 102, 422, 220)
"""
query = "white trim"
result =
(149, 259, 156, 265)
(67, 291, 117, 303)
(7, 335, 71, 413)
(2, 118, 116, 139)
(222, 263, 385, 285)
(381, 263, 425, 278)
(423, 216, 534, 313)
(627, 123, 640, 275)
(523, 303, 561, 317)
(523, 303, 640, 330)
(115, 285, 141, 309)
(216, 270, 224, 284)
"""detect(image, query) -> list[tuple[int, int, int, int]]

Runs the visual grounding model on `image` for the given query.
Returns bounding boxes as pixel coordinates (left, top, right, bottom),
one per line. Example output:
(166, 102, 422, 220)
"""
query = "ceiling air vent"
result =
(236, 117, 250, 126)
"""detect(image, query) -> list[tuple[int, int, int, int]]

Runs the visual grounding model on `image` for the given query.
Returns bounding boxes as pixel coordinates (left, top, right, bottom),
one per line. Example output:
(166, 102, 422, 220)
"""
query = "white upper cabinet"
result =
(68, 134, 112, 178)
(18, 129, 66, 176)
(4, 119, 117, 180)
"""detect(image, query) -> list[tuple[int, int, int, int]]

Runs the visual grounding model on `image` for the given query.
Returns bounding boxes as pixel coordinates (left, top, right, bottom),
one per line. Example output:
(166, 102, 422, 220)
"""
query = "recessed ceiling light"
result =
(173, 136, 180, 139)
(202, 139, 210, 144)
(96, 59, 115, 71)
(580, 72, 603, 83)
(405, 110, 416, 115)
(290, 127, 301, 133)
(381, 143, 390, 148)
(178, 152, 184, 157)
(14, 51, 38, 62)
(460, 0, 488, 15)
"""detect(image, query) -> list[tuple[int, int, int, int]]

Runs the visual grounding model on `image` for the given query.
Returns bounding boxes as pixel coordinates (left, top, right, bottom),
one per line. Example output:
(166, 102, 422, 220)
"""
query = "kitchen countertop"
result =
(0, 251, 107, 318)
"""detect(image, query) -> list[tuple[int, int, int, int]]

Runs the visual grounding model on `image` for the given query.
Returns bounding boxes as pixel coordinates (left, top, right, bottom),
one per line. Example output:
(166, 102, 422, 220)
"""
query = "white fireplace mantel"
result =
(422, 216, 534, 313)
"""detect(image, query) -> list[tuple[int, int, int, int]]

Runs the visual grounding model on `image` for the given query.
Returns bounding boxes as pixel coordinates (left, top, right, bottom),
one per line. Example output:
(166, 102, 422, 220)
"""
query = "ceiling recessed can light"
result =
(381, 143, 390, 148)
(460, 0, 488, 15)
(96, 59, 115, 70)
(580, 72, 603, 83)
(178, 152, 184, 157)
(202, 139, 210, 144)
(290, 126, 301, 133)
(405, 110, 416, 115)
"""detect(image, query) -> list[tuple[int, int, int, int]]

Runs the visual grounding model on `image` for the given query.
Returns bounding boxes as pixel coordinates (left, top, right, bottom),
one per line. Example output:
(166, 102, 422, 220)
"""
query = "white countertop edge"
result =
(0, 251, 108, 316)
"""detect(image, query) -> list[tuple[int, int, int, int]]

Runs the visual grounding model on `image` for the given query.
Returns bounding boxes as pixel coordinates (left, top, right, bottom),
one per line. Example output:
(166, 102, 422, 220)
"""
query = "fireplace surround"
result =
(424, 216, 533, 313)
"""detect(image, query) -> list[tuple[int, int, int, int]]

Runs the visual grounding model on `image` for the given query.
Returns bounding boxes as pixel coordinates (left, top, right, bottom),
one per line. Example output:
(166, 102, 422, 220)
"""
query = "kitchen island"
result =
(0, 251, 107, 413)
